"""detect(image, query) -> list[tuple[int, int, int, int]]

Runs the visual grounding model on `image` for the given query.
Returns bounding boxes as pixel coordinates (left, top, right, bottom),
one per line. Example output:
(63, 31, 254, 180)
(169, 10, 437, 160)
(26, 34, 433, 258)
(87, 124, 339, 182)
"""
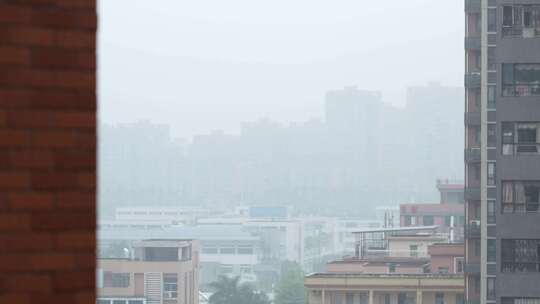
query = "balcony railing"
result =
(503, 143, 540, 155)
(465, 36, 481, 51)
(503, 84, 540, 97)
(466, 221, 480, 238)
(465, 0, 481, 13)
(502, 26, 540, 38)
(502, 202, 540, 214)
(465, 73, 481, 89)
(464, 263, 480, 274)
(465, 149, 481, 162)
(465, 187, 480, 201)
(465, 112, 480, 126)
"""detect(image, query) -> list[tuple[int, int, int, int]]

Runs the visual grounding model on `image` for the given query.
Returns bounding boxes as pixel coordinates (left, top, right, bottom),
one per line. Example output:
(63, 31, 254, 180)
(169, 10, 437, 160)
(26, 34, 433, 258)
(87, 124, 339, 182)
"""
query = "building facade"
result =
(465, 1, 540, 303)
(97, 240, 200, 304)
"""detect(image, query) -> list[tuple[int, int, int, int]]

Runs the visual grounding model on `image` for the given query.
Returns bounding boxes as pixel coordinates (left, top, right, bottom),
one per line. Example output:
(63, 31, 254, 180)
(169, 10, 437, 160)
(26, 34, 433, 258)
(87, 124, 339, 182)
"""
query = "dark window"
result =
(438, 266, 449, 274)
(502, 298, 540, 304)
(104, 272, 130, 288)
(145, 247, 178, 261)
(346, 293, 354, 304)
(488, 85, 496, 109)
(456, 294, 465, 304)
(487, 200, 496, 224)
(488, 9, 497, 31)
(444, 216, 451, 226)
(163, 273, 178, 299)
(384, 294, 390, 304)
(474, 239, 481, 257)
(503, 64, 540, 97)
(503, 6, 513, 26)
(436, 292, 445, 304)
(410, 245, 419, 257)
(404, 215, 411, 226)
(456, 258, 465, 273)
(502, 181, 540, 213)
(487, 278, 496, 300)
(388, 263, 396, 273)
(398, 293, 407, 304)
(423, 215, 434, 226)
(487, 239, 496, 262)
(502, 239, 540, 272)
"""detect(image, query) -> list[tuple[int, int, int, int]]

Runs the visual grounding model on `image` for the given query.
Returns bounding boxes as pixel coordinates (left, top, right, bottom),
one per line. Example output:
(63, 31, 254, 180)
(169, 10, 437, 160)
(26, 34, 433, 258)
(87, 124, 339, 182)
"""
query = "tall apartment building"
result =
(465, 1, 540, 304)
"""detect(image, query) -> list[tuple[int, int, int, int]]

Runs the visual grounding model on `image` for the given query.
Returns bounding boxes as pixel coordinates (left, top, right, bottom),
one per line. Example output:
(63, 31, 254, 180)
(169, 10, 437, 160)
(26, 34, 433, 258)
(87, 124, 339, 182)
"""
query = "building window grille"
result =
(502, 239, 540, 272)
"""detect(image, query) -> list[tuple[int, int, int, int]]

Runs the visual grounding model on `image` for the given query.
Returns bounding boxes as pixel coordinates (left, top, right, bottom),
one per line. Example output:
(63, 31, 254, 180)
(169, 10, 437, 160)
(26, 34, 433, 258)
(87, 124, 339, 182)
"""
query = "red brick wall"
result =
(0, 0, 96, 303)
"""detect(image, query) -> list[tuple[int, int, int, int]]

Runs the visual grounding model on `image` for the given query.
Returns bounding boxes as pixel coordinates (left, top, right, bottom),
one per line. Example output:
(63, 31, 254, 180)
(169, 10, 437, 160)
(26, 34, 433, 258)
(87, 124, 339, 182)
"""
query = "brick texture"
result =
(0, 1, 96, 302)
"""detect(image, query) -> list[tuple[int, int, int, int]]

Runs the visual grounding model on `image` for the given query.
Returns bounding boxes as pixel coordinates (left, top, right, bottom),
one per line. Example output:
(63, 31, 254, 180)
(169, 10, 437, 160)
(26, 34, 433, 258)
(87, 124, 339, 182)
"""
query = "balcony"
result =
(465, 36, 481, 51)
(503, 26, 540, 38)
(465, 112, 480, 126)
(465, 73, 481, 89)
(503, 84, 540, 97)
(465, 187, 480, 201)
(466, 221, 480, 238)
(464, 263, 480, 274)
(465, 0, 481, 13)
(465, 149, 480, 162)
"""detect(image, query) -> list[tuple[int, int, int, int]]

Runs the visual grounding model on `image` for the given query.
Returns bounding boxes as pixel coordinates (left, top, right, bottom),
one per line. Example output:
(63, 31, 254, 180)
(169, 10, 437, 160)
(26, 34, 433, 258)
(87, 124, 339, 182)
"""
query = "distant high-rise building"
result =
(464, 1, 540, 303)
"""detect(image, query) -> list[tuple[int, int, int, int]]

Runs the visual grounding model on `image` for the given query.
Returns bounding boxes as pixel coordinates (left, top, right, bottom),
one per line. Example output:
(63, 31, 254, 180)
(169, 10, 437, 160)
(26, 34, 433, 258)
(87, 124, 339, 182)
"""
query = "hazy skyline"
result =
(99, 0, 464, 138)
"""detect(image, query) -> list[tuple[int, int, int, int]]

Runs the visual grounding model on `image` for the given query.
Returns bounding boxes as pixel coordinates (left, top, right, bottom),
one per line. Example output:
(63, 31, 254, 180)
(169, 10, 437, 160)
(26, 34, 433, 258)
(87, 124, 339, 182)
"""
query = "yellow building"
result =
(305, 273, 464, 304)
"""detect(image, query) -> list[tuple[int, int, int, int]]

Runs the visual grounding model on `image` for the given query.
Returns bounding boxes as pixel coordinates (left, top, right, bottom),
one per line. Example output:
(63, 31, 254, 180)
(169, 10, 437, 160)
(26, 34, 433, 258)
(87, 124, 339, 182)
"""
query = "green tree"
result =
(209, 276, 270, 304)
(274, 261, 306, 304)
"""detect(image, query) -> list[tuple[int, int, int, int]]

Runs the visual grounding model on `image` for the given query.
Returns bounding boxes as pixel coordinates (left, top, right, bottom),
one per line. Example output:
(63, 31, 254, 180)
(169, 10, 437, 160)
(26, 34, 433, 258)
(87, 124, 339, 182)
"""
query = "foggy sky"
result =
(98, 0, 464, 138)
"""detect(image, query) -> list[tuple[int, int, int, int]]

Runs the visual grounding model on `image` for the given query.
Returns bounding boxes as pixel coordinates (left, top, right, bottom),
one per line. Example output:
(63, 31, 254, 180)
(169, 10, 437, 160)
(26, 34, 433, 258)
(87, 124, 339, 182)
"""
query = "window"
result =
(503, 122, 540, 155)
(404, 215, 412, 226)
(487, 163, 496, 186)
(423, 215, 434, 226)
(487, 85, 496, 109)
(474, 239, 481, 257)
(128, 301, 144, 304)
(97, 300, 110, 304)
(144, 247, 178, 261)
(502, 63, 540, 96)
(398, 293, 407, 304)
(502, 298, 540, 304)
(410, 245, 419, 257)
(163, 274, 178, 299)
(487, 239, 496, 262)
(346, 293, 354, 304)
(456, 294, 465, 304)
(388, 263, 396, 273)
(384, 294, 391, 304)
(181, 246, 192, 261)
(240, 265, 252, 274)
(488, 47, 496, 70)
(456, 257, 465, 273)
(488, 8, 497, 32)
(104, 272, 130, 288)
(411, 216, 417, 225)
(334, 293, 343, 304)
(444, 216, 451, 226)
(436, 292, 445, 304)
(502, 181, 540, 213)
(502, 239, 540, 272)
(220, 264, 234, 274)
(202, 247, 218, 254)
(502, 5, 540, 37)
(237, 246, 254, 255)
(438, 266, 449, 274)
(487, 200, 496, 223)
(487, 278, 496, 300)
(219, 247, 235, 254)
(113, 300, 126, 304)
